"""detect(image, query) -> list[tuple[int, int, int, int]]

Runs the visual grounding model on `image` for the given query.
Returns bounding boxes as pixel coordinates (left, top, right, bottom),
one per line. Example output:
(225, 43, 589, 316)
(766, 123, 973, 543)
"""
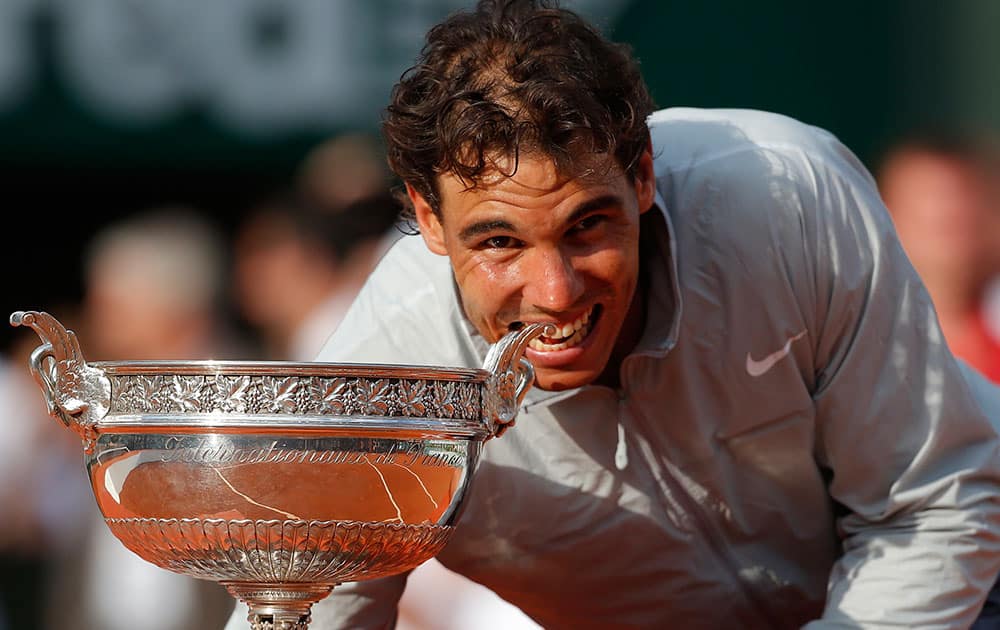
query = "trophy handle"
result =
(10, 310, 111, 452)
(482, 322, 554, 438)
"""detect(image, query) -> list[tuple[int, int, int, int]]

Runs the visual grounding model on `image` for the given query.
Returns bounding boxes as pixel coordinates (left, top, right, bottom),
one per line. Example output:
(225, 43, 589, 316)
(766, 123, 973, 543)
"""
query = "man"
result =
(226, 0, 1000, 627)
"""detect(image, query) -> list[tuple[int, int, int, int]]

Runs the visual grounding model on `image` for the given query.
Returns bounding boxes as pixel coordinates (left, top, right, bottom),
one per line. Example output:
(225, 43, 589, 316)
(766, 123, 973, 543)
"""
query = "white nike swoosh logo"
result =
(745, 330, 807, 377)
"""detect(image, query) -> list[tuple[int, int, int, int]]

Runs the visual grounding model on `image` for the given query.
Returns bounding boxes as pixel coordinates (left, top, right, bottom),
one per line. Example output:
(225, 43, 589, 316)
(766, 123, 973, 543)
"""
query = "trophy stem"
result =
(223, 582, 336, 630)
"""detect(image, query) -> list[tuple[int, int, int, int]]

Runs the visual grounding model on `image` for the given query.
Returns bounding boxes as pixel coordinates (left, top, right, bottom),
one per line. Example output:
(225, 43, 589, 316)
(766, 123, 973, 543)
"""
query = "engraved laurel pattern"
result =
(105, 518, 452, 583)
(108, 375, 482, 420)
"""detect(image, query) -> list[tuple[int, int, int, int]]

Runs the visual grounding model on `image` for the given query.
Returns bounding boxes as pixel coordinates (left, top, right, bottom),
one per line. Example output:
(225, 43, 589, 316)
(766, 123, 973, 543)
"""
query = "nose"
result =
(522, 246, 584, 313)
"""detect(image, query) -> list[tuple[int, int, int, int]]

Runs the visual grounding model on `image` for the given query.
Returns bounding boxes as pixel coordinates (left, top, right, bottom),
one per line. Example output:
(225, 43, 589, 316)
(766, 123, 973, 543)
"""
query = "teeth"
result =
(527, 306, 596, 353)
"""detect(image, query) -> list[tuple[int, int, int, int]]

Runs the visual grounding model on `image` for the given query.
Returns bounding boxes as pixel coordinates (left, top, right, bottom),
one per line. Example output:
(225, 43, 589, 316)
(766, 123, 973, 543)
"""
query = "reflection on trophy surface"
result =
(10, 310, 549, 630)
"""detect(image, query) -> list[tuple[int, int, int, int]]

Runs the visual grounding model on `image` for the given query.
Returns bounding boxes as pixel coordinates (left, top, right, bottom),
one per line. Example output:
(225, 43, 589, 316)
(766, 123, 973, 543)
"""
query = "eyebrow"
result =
(459, 219, 516, 242)
(457, 193, 624, 243)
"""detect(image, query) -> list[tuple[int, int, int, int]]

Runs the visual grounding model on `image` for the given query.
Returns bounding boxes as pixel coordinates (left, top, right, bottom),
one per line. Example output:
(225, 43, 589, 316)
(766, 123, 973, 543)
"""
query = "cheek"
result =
(475, 259, 515, 289)
(470, 251, 539, 289)
(583, 243, 638, 286)
(452, 258, 521, 319)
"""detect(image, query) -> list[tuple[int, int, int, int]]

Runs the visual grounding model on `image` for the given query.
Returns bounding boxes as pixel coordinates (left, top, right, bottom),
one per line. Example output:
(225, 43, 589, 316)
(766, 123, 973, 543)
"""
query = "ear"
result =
(408, 182, 448, 255)
(634, 138, 656, 214)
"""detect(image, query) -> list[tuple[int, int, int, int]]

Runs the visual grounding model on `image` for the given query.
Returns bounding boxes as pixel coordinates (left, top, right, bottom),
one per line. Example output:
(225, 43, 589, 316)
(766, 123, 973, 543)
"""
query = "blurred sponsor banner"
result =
(0, 0, 629, 167)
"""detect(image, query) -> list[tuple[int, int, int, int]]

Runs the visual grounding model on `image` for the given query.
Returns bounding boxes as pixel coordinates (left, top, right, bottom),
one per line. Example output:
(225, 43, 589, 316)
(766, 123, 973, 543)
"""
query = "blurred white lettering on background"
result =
(0, 0, 41, 110)
(0, 0, 630, 136)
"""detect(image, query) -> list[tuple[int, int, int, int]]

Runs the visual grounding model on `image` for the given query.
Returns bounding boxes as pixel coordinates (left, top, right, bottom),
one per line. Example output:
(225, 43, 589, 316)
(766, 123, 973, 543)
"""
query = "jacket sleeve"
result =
(306, 575, 408, 629)
(799, 140, 1000, 628)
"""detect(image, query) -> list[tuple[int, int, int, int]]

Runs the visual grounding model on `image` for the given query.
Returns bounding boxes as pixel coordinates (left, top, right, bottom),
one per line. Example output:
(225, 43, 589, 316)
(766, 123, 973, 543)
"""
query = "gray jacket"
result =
(256, 108, 1000, 628)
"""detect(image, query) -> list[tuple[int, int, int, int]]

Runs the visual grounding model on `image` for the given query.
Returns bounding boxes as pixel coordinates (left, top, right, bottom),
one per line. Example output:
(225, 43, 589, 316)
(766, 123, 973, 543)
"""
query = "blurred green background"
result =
(1, 0, 998, 318)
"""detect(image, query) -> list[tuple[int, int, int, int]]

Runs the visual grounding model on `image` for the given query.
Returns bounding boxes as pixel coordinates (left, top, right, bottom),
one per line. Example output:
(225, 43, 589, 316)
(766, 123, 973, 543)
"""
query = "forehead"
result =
(437, 151, 625, 211)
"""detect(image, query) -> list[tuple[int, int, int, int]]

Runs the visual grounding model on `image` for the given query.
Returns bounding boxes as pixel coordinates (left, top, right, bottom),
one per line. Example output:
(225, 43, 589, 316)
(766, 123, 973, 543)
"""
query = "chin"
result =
(533, 368, 599, 392)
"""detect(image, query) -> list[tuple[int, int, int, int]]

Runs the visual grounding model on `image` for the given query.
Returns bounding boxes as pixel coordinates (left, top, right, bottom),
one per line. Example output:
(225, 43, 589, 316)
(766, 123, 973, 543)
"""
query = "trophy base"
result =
(224, 582, 335, 630)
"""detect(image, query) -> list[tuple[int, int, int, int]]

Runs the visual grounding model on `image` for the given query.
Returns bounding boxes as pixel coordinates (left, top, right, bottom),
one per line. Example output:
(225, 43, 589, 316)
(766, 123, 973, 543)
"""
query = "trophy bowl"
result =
(10, 310, 549, 630)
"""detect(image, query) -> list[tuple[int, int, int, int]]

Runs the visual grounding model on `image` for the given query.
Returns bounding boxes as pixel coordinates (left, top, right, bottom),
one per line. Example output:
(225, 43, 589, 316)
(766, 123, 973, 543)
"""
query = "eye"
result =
(478, 235, 523, 250)
(569, 214, 607, 234)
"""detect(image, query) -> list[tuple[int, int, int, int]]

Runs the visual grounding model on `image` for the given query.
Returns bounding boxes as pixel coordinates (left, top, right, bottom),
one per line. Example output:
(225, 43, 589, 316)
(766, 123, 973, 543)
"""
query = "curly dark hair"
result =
(383, 0, 655, 221)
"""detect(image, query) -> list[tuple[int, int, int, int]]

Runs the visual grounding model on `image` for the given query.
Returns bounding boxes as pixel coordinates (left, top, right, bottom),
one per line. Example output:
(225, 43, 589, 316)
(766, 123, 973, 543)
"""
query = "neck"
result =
(596, 211, 661, 389)
(597, 280, 646, 389)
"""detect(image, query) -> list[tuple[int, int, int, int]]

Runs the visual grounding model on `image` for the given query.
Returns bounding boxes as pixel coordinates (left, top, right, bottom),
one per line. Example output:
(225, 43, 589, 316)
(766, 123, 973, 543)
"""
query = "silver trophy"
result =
(10, 310, 550, 630)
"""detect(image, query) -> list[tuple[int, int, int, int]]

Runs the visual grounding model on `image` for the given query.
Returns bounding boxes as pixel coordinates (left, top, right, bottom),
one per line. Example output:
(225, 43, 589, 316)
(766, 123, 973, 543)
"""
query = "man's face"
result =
(410, 148, 655, 391)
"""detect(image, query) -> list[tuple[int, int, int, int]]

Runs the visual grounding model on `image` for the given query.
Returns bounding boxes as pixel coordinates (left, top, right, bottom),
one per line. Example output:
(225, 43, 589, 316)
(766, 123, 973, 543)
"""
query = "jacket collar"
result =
(632, 189, 683, 359)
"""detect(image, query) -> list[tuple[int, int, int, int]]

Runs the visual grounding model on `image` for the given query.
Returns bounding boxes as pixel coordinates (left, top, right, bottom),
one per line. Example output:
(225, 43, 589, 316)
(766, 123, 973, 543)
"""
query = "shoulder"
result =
(343, 233, 456, 326)
(648, 107, 881, 232)
(315, 234, 483, 367)
(649, 108, 894, 315)
(649, 107, 839, 162)
(336, 231, 456, 324)
(647, 107, 875, 193)
(366, 232, 453, 294)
